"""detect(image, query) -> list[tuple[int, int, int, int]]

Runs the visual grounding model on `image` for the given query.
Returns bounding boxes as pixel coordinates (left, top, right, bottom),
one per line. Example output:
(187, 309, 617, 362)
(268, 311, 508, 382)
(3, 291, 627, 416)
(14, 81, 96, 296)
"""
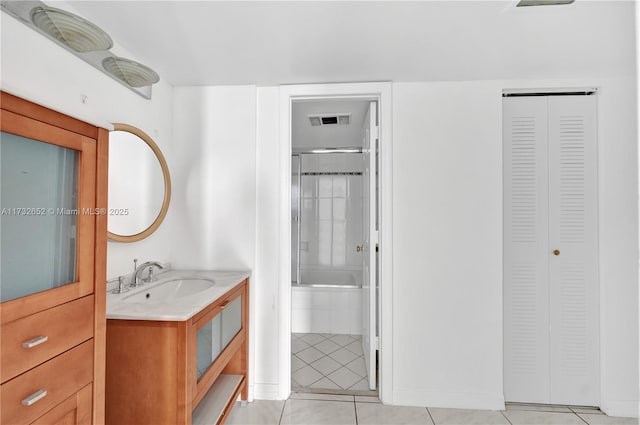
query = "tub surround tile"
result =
(577, 414, 639, 425)
(428, 407, 510, 425)
(356, 403, 433, 425)
(226, 400, 285, 425)
(280, 399, 356, 425)
(503, 410, 586, 424)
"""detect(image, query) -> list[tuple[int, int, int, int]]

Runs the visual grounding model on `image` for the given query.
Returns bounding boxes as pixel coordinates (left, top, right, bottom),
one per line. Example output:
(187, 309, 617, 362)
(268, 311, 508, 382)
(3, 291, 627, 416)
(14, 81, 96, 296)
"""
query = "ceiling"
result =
(293, 99, 371, 149)
(63, 1, 635, 87)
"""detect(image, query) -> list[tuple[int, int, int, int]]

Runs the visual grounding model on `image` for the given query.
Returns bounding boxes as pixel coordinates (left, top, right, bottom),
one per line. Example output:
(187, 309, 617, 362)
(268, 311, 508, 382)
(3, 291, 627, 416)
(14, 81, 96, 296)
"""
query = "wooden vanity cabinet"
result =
(105, 278, 249, 425)
(0, 92, 108, 425)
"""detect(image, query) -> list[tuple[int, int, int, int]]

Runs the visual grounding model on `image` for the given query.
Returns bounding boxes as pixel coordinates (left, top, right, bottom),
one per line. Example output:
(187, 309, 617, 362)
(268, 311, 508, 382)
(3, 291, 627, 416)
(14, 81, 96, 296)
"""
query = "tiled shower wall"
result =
(297, 154, 364, 279)
(292, 153, 364, 335)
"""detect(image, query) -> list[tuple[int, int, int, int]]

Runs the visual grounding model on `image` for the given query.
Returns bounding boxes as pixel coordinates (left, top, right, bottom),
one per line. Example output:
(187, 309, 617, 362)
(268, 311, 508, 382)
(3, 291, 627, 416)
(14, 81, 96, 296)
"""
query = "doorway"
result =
(290, 99, 378, 394)
(277, 82, 393, 402)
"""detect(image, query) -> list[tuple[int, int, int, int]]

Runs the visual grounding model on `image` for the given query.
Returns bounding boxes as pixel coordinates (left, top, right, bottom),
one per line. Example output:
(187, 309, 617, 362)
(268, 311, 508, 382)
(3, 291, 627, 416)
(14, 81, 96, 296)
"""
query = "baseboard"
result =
(252, 383, 282, 400)
(600, 400, 640, 418)
(393, 388, 506, 411)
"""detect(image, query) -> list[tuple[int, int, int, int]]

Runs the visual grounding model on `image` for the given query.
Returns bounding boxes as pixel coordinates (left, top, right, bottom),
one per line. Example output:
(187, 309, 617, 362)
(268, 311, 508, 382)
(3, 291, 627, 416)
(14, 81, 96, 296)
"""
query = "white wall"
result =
(169, 86, 256, 271)
(391, 78, 638, 416)
(170, 85, 258, 398)
(0, 9, 175, 280)
(254, 77, 638, 417)
(254, 86, 282, 399)
(392, 81, 504, 409)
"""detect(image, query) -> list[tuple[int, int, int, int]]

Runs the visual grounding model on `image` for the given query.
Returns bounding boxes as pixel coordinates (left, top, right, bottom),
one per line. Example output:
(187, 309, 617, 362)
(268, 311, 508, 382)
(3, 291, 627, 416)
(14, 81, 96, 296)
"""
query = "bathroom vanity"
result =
(105, 271, 249, 425)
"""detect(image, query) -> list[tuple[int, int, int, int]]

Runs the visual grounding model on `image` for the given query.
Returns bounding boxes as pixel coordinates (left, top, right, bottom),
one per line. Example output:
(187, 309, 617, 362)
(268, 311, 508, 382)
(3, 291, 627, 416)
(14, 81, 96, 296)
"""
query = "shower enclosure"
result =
(291, 151, 364, 289)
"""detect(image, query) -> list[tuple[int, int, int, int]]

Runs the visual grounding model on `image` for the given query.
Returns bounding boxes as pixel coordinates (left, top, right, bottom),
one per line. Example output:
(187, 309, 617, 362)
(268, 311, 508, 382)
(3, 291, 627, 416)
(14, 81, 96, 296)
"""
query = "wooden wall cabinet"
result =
(0, 92, 108, 425)
(105, 278, 249, 425)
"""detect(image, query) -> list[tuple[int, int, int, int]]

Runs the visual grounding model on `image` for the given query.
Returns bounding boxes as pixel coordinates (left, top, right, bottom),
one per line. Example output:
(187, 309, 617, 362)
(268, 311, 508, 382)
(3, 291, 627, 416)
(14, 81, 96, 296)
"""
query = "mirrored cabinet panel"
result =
(1, 132, 79, 302)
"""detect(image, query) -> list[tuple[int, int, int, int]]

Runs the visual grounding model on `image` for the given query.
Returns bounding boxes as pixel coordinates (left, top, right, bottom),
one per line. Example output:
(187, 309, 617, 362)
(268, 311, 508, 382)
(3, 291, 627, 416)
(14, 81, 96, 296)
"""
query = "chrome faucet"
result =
(130, 261, 164, 288)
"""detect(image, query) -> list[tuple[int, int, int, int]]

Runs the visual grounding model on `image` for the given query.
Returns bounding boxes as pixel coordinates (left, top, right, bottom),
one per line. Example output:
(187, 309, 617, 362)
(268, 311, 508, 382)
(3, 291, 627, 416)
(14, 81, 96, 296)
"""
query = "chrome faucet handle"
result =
(111, 276, 129, 294)
(142, 267, 158, 283)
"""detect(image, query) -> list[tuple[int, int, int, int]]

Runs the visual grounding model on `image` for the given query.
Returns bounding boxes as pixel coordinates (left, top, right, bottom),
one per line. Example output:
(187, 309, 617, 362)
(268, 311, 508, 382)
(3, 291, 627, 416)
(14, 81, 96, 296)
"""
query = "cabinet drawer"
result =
(1, 340, 93, 425)
(1, 296, 94, 383)
(31, 383, 92, 425)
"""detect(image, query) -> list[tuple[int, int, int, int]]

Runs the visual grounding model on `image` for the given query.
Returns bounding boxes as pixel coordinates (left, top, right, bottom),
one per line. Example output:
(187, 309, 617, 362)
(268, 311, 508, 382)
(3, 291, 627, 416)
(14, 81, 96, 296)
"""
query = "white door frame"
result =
(278, 82, 393, 403)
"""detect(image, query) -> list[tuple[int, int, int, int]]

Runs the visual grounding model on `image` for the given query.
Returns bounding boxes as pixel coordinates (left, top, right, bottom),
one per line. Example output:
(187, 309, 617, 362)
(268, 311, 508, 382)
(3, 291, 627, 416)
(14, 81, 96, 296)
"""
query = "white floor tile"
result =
(225, 400, 284, 425)
(429, 407, 510, 425)
(344, 340, 364, 356)
(329, 347, 359, 365)
(291, 338, 310, 354)
(308, 377, 342, 390)
(504, 410, 586, 424)
(314, 339, 341, 355)
(290, 392, 354, 402)
(356, 403, 433, 425)
(327, 366, 362, 390)
(355, 396, 381, 403)
(310, 355, 342, 376)
(291, 355, 306, 372)
(299, 333, 327, 345)
(577, 414, 639, 425)
(296, 346, 324, 364)
(348, 378, 370, 391)
(329, 334, 357, 347)
(344, 357, 367, 378)
(292, 365, 323, 387)
(280, 399, 356, 425)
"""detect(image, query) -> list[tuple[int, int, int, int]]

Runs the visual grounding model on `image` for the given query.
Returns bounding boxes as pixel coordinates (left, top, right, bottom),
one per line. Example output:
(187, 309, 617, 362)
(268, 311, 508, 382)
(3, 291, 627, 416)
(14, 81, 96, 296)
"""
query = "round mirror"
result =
(108, 123, 171, 242)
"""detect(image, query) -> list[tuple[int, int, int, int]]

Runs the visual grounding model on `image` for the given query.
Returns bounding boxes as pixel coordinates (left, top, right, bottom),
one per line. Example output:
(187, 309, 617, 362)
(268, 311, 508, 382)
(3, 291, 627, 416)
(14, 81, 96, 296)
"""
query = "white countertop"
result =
(106, 269, 250, 321)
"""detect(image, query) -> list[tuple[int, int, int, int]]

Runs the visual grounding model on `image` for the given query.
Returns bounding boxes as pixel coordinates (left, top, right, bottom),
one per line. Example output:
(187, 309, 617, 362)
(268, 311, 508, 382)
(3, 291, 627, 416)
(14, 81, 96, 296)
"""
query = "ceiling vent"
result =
(308, 114, 351, 127)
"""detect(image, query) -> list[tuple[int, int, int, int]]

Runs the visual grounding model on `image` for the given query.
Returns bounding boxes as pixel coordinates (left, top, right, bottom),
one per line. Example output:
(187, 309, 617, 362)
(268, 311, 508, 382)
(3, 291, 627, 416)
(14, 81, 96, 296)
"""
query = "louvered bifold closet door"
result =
(503, 97, 550, 403)
(548, 95, 599, 405)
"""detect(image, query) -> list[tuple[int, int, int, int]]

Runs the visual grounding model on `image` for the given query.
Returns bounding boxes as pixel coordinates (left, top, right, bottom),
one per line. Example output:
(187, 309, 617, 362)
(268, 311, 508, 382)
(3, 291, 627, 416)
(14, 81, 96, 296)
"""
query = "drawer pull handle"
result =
(21, 389, 47, 406)
(220, 301, 231, 309)
(22, 336, 48, 349)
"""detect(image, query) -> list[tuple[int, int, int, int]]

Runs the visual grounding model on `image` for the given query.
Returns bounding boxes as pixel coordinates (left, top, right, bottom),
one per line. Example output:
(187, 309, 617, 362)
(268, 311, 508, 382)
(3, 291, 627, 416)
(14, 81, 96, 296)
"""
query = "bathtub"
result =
(293, 268, 362, 288)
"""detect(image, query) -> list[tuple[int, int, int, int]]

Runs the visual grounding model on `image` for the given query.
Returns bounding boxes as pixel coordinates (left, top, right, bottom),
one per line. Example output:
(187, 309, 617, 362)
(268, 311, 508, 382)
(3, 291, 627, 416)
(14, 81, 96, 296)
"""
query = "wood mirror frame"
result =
(108, 123, 171, 243)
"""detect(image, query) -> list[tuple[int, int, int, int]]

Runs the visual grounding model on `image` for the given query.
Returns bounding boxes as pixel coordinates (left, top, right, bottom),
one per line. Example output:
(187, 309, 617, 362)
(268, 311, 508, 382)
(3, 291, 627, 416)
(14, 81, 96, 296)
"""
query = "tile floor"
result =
(225, 394, 639, 425)
(291, 333, 373, 393)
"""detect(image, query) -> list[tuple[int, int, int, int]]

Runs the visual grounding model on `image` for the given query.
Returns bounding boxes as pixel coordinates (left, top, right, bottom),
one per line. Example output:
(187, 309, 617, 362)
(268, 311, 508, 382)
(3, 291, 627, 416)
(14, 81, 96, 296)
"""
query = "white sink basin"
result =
(123, 278, 215, 304)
